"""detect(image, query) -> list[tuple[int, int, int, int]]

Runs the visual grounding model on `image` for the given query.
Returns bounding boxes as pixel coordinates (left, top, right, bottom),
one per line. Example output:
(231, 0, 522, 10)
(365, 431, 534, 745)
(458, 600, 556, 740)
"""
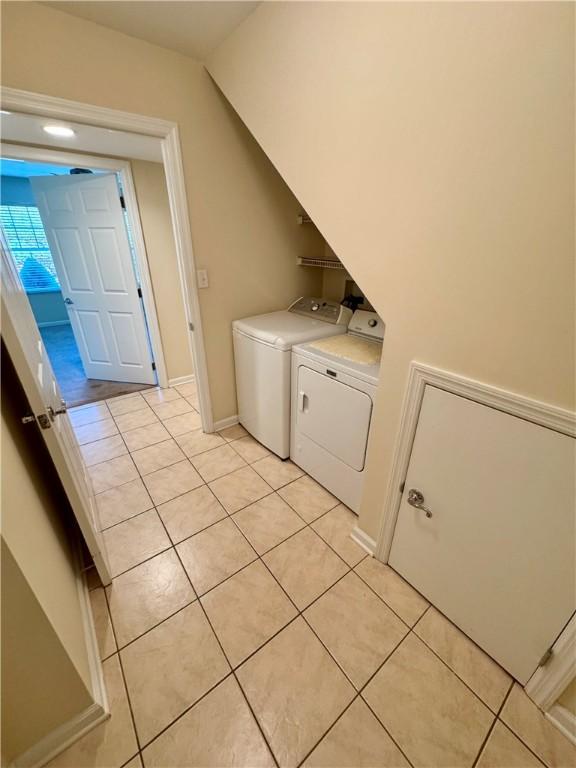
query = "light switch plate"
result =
(197, 269, 209, 289)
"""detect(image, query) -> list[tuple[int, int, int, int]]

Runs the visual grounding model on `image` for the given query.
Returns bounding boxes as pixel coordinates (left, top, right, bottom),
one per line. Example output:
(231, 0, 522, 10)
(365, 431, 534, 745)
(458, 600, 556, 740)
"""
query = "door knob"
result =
(407, 488, 433, 518)
(47, 400, 67, 421)
(64, 297, 74, 305)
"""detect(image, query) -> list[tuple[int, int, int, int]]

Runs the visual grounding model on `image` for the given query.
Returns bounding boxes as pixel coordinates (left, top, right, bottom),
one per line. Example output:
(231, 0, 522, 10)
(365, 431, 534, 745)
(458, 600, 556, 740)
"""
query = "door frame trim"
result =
(1, 87, 214, 431)
(525, 613, 576, 712)
(14, 146, 163, 386)
(375, 361, 576, 564)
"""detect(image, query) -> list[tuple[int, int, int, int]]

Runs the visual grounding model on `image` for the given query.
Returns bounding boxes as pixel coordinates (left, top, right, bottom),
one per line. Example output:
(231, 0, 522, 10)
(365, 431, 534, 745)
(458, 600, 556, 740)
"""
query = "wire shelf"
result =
(297, 257, 346, 270)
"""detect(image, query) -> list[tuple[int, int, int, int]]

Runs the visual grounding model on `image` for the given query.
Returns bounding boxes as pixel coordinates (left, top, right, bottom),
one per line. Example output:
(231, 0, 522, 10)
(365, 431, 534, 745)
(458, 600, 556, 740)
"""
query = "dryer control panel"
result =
(289, 297, 352, 325)
(348, 310, 385, 340)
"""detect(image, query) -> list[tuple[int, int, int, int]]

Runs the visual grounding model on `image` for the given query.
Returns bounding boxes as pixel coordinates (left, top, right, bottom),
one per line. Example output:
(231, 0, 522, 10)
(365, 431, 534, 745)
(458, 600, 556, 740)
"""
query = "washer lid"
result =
(233, 310, 347, 351)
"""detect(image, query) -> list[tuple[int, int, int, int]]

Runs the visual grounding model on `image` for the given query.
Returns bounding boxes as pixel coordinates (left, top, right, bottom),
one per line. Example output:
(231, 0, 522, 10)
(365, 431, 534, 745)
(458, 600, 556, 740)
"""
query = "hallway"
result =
(41, 324, 153, 407)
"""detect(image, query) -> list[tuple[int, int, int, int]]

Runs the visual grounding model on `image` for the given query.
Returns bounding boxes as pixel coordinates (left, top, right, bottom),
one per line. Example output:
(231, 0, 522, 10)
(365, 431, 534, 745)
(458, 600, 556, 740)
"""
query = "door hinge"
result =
(400, 481, 405, 494)
(538, 647, 554, 667)
(188, 322, 194, 332)
(120, 195, 126, 210)
(137, 287, 143, 298)
(151, 362, 156, 371)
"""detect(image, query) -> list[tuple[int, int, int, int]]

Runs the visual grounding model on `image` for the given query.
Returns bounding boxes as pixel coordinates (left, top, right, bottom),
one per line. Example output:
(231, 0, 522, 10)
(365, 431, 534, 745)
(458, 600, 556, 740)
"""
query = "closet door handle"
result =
(407, 488, 433, 518)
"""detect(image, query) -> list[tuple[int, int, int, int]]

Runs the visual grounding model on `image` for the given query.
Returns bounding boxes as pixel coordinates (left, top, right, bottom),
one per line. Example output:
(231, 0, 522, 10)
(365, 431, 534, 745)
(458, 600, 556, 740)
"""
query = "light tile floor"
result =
(55, 382, 575, 768)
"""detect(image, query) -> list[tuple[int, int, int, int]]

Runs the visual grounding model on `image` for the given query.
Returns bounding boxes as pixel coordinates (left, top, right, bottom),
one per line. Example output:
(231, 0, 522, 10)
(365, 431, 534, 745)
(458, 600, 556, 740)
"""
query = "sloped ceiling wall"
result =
(207, 2, 575, 539)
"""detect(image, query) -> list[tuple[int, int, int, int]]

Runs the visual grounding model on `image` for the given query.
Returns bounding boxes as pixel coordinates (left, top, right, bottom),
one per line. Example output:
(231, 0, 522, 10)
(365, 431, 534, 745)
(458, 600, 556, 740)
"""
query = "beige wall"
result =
(1, 398, 93, 763)
(131, 160, 194, 382)
(1, 407, 92, 691)
(207, 2, 575, 538)
(1, 542, 92, 765)
(2, 1, 324, 420)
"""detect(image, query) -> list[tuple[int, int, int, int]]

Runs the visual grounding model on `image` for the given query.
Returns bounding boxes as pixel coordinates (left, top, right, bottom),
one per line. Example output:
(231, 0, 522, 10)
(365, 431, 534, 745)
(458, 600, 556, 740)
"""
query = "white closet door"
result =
(30, 173, 155, 384)
(1, 241, 111, 586)
(389, 385, 575, 683)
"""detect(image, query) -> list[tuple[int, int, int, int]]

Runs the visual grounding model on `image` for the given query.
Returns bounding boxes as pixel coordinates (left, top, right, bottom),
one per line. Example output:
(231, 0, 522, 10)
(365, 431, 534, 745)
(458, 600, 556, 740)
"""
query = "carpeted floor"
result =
(40, 323, 153, 407)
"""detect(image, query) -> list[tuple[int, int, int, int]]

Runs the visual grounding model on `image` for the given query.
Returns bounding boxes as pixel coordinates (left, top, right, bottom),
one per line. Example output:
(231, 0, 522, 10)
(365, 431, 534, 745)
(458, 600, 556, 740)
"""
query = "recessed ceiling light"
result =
(0, 110, 11, 115)
(43, 125, 76, 138)
(4, 158, 25, 163)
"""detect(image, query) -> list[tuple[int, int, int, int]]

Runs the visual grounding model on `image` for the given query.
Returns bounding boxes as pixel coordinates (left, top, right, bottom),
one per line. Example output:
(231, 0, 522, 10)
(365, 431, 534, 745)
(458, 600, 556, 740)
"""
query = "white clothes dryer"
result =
(290, 310, 384, 512)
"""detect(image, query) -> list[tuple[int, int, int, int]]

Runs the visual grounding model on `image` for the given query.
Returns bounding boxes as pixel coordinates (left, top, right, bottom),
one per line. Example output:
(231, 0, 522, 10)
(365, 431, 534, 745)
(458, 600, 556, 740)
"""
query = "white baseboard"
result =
(36, 320, 70, 329)
(168, 374, 196, 387)
(213, 414, 239, 431)
(351, 525, 377, 555)
(11, 702, 107, 768)
(546, 704, 576, 746)
(75, 569, 109, 716)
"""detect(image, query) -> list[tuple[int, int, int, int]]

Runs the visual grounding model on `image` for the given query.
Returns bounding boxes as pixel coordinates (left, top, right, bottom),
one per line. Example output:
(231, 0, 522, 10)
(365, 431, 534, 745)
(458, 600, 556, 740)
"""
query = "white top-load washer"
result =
(233, 298, 352, 458)
(290, 310, 384, 512)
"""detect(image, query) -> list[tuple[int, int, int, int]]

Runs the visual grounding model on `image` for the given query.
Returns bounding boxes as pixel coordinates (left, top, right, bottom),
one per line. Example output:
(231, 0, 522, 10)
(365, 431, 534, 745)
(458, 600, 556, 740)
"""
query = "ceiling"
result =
(0, 159, 85, 177)
(1, 111, 163, 162)
(45, 1, 259, 60)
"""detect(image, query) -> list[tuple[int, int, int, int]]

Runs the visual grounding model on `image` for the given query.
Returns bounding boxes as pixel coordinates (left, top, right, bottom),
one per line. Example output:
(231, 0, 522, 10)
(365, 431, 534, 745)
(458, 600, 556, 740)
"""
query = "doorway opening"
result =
(1, 156, 159, 406)
(1, 95, 212, 434)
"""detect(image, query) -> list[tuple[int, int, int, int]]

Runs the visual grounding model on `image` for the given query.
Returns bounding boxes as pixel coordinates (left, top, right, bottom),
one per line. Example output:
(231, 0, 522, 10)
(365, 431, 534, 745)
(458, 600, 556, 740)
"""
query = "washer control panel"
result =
(289, 297, 352, 325)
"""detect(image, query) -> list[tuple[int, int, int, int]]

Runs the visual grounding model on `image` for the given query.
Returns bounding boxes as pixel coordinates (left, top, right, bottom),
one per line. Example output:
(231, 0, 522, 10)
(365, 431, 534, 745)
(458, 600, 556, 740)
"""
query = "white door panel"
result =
(30, 173, 155, 384)
(1, 241, 111, 585)
(389, 385, 575, 683)
(297, 365, 372, 470)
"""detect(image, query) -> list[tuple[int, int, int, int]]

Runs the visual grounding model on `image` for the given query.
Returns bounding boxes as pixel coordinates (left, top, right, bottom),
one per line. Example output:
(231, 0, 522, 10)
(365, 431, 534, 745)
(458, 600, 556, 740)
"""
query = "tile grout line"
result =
(223, 498, 418, 768)
(95, 396, 400, 766)
(86, 427, 276, 493)
(98, 513, 534, 768)
(137, 670, 239, 763)
(101, 579, 144, 765)
(476, 679, 558, 768)
(103, 400, 282, 765)
(97, 472, 323, 563)
(89, 388, 541, 767)
(492, 717, 550, 768)
(102, 538, 353, 660)
(223, 512, 415, 768)
(96, 511, 501, 761)
(97, 421, 342, 569)
(221, 503, 401, 766)
(100, 399, 249, 764)
(471, 679, 515, 768)
(150, 508, 281, 768)
(88, 424, 292, 490)
(300, 628, 416, 768)
(102, 405, 365, 764)
(410, 614, 513, 717)
(344, 561, 514, 714)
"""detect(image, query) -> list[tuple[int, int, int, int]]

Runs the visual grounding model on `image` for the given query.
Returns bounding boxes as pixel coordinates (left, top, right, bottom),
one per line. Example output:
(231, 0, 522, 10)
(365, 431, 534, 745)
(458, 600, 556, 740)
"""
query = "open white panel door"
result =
(30, 173, 155, 385)
(1, 241, 112, 586)
(388, 385, 575, 684)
